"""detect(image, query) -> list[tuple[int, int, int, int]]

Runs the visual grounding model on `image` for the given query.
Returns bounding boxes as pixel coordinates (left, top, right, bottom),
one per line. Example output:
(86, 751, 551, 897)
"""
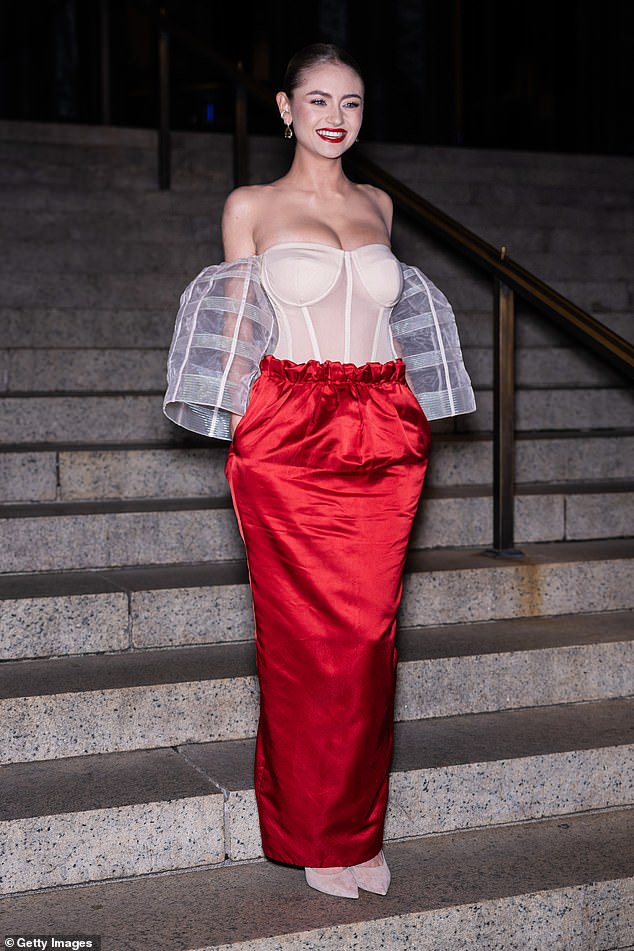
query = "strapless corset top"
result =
(259, 243, 403, 364)
(260, 242, 403, 308)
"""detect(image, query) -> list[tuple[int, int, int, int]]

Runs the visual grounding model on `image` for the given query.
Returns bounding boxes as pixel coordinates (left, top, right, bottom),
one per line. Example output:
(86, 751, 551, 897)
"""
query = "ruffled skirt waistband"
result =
(259, 355, 406, 384)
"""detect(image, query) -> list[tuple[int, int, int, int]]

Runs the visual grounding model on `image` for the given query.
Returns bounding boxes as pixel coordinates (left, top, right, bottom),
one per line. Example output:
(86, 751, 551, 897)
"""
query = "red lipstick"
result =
(316, 128, 347, 142)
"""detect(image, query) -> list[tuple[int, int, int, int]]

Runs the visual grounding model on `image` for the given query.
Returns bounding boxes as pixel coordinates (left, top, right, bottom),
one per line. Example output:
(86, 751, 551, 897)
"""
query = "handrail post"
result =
(99, 0, 111, 124)
(233, 61, 249, 187)
(157, 4, 170, 190)
(487, 246, 523, 557)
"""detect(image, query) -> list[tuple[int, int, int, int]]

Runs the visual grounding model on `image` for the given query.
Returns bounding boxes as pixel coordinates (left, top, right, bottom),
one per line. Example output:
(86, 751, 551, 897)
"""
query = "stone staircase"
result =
(0, 120, 632, 950)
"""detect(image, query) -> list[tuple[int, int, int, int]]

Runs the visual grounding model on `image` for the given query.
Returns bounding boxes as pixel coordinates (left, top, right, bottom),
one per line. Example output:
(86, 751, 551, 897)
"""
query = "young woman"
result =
(164, 43, 475, 899)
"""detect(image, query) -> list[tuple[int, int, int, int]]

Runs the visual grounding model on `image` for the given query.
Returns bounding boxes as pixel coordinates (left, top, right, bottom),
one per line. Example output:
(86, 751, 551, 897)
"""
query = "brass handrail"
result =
(348, 152, 634, 379)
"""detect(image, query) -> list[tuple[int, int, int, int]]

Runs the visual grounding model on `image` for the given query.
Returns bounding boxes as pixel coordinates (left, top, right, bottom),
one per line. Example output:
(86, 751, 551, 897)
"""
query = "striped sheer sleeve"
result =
(163, 257, 278, 440)
(389, 263, 476, 420)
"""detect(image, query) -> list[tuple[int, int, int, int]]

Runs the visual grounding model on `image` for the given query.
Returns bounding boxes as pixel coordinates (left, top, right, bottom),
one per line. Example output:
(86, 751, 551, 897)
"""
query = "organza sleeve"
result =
(389, 263, 476, 420)
(163, 257, 278, 440)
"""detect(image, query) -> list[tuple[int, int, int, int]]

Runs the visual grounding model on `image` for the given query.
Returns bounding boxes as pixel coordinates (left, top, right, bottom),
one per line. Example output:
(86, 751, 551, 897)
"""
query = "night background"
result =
(1, 0, 633, 156)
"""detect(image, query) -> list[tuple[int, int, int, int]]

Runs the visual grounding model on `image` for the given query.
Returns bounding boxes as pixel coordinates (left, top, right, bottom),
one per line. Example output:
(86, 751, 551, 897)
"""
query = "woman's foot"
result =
(304, 865, 359, 898)
(350, 849, 391, 895)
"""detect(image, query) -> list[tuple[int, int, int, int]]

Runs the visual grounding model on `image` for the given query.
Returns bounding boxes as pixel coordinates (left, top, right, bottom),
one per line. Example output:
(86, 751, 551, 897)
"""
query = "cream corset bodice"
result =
(260, 242, 403, 365)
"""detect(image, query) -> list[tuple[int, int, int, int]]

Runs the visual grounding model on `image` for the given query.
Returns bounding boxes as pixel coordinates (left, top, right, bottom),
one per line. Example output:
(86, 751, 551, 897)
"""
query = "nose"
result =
(327, 102, 344, 125)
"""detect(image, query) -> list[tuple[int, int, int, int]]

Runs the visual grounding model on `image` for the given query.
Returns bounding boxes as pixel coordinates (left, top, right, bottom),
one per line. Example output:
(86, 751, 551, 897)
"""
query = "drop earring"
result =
(281, 109, 293, 140)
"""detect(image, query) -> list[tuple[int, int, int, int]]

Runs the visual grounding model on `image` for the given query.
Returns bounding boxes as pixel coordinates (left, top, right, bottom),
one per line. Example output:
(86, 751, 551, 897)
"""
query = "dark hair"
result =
(282, 43, 364, 96)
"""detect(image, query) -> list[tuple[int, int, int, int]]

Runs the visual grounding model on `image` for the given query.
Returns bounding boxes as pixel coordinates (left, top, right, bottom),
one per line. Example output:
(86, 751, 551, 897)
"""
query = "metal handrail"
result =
(348, 153, 634, 379)
(147, 12, 632, 555)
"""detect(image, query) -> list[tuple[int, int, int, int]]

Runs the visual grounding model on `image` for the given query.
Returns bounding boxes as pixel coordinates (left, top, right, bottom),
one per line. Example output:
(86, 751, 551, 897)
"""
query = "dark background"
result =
(1, 0, 633, 154)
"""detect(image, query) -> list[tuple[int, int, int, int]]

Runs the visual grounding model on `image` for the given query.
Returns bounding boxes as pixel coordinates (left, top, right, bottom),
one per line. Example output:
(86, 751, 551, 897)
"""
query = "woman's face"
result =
(278, 62, 364, 158)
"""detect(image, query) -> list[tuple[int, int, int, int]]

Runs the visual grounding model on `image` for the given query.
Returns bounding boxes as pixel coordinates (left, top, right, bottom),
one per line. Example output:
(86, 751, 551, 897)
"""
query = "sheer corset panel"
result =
(260, 243, 403, 365)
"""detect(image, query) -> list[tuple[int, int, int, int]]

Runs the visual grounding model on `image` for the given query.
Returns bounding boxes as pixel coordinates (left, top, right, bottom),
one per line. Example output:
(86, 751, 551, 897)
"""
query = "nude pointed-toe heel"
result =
(350, 849, 391, 895)
(304, 866, 359, 898)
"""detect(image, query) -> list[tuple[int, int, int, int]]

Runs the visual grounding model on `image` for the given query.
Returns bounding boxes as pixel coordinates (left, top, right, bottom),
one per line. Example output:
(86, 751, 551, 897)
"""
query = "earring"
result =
(281, 109, 293, 140)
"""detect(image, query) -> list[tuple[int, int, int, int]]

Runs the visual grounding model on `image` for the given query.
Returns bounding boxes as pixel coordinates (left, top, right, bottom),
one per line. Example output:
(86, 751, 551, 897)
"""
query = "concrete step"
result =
(0, 540, 631, 659)
(2, 304, 630, 353)
(0, 698, 631, 893)
(2, 386, 632, 445)
(1, 348, 168, 393)
(1, 342, 626, 393)
(0, 239, 214, 276)
(1, 481, 632, 573)
(4, 234, 633, 287)
(2, 432, 632, 503)
(1, 807, 632, 948)
(6, 205, 634, 259)
(1, 607, 631, 761)
(0, 307, 175, 349)
(0, 207, 217, 244)
(4, 126, 634, 191)
(1, 264, 631, 319)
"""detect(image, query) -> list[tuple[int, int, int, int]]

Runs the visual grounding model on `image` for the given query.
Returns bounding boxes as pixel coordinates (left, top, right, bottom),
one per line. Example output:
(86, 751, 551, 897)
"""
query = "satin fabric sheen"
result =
(225, 355, 431, 867)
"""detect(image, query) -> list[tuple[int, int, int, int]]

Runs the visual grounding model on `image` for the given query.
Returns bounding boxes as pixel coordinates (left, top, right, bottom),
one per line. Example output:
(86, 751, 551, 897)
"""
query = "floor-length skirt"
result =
(225, 355, 431, 868)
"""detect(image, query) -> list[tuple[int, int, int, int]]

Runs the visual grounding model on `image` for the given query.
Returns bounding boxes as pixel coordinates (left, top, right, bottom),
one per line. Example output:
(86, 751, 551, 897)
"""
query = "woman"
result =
(164, 43, 475, 899)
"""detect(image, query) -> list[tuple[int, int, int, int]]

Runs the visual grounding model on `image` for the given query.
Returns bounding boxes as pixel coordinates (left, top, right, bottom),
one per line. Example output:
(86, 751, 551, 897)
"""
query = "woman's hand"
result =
(230, 412, 243, 438)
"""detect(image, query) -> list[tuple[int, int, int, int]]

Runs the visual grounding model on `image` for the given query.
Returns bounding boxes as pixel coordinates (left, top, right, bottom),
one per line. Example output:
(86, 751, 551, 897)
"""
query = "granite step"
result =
(0, 541, 631, 659)
(1, 607, 631, 762)
(2, 264, 631, 318)
(1, 343, 626, 393)
(2, 387, 632, 444)
(1, 808, 632, 950)
(2, 432, 632, 503)
(5, 128, 634, 190)
(0, 697, 631, 893)
(6, 206, 634, 257)
(4, 234, 633, 288)
(2, 305, 631, 351)
(1, 481, 632, 573)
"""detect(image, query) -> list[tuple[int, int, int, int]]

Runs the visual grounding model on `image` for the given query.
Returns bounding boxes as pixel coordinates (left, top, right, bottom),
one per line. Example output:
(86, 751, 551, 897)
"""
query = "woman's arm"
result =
(221, 187, 259, 261)
(221, 188, 259, 435)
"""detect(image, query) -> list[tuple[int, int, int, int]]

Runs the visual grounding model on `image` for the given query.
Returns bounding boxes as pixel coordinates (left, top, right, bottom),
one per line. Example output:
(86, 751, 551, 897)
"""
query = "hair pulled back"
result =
(282, 43, 364, 96)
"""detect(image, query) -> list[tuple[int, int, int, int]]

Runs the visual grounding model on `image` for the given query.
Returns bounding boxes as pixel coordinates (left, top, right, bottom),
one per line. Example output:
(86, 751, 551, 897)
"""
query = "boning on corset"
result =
(163, 255, 476, 441)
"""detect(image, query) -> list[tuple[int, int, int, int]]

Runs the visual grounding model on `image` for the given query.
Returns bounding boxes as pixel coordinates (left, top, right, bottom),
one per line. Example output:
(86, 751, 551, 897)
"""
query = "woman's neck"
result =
(282, 146, 351, 196)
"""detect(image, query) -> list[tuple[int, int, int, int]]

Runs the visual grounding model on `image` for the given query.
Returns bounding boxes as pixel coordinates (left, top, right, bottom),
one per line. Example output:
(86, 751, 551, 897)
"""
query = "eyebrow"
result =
(304, 89, 364, 100)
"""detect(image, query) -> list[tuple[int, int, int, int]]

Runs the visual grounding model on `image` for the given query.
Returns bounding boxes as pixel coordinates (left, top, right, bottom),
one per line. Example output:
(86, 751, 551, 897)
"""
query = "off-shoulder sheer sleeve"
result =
(163, 257, 278, 440)
(389, 263, 476, 420)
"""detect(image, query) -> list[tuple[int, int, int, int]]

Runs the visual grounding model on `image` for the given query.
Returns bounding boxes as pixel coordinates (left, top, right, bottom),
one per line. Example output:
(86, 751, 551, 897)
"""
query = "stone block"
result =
(0, 676, 260, 764)
(3, 795, 223, 894)
(400, 555, 634, 628)
(0, 593, 129, 660)
(0, 507, 243, 572)
(566, 492, 634, 540)
(516, 435, 634, 483)
(7, 349, 168, 393)
(132, 584, 253, 648)
(0, 452, 57, 502)
(395, 642, 634, 720)
(59, 448, 229, 501)
(1, 307, 174, 348)
(0, 395, 176, 443)
(516, 387, 634, 430)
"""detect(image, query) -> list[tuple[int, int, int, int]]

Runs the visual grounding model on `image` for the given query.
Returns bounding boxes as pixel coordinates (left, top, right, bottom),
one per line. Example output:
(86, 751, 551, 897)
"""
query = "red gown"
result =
(225, 355, 430, 866)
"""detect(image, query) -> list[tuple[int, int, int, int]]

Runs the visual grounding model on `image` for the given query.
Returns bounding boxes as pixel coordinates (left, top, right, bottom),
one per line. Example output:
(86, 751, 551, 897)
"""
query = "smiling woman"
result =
(163, 42, 475, 901)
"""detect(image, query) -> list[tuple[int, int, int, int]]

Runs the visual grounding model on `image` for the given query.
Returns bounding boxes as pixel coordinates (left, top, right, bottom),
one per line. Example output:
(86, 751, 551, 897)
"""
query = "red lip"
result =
(316, 128, 347, 142)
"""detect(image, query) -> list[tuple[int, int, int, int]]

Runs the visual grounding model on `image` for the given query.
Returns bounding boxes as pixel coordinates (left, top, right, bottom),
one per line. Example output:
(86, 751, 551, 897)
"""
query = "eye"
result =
(310, 98, 327, 106)
(343, 101, 360, 109)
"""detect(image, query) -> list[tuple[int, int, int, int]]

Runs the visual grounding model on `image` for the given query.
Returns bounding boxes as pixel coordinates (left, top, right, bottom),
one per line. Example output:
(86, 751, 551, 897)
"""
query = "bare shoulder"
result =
(221, 185, 273, 260)
(356, 183, 393, 230)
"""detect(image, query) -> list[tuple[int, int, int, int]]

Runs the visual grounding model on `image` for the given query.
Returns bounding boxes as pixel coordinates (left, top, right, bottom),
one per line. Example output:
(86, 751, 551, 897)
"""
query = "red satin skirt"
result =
(225, 355, 431, 867)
